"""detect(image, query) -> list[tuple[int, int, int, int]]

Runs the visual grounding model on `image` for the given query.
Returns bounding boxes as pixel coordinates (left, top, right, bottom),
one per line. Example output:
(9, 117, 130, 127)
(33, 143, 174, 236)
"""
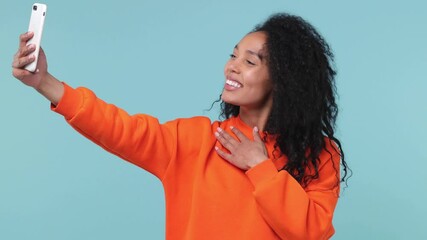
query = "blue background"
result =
(1, 1, 426, 239)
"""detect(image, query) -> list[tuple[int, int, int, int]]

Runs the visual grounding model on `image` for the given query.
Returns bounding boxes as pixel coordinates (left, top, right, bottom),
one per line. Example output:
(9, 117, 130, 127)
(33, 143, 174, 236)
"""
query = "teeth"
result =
(226, 79, 242, 88)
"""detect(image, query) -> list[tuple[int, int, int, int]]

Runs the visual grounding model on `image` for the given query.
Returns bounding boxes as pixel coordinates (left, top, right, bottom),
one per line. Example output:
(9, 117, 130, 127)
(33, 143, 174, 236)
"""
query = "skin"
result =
(215, 31, 272, 170)
(221, 31, 273, 129)
(12, 31, 271, 171)
(12, 32, 64, 105)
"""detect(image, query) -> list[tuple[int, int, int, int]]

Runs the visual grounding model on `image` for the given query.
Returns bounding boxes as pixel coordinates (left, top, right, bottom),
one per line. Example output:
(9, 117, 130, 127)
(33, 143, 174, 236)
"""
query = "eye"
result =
(246, 60, 256, 65)
(229, 54, 236, 59)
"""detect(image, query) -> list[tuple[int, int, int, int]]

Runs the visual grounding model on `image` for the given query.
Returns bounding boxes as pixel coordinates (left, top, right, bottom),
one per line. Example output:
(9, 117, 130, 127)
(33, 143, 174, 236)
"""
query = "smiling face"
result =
(222, 31, 273, 112)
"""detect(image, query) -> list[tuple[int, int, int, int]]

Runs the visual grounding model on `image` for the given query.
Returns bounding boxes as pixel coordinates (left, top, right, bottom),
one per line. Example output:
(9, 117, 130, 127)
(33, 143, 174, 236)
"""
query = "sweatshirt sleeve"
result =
(245, 143, 341, 240)
(51, 83, 177, 179)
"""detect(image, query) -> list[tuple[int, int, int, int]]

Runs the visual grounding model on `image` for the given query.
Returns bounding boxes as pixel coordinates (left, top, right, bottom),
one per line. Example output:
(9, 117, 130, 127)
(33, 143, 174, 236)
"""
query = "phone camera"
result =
(33, 5, 37, 11)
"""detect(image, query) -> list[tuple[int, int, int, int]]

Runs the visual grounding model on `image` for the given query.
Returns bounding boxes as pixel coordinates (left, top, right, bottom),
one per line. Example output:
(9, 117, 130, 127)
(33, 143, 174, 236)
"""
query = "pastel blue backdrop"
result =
(1, 1, 426, 239)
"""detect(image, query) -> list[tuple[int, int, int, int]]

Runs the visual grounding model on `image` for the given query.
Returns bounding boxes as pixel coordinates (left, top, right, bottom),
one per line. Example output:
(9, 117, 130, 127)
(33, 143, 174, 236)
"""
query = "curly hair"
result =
(220, 13, 350, 188)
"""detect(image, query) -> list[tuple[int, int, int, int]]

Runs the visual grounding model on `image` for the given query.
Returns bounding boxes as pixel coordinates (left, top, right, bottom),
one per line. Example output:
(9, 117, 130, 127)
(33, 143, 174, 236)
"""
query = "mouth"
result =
(225, 79, 243, 88)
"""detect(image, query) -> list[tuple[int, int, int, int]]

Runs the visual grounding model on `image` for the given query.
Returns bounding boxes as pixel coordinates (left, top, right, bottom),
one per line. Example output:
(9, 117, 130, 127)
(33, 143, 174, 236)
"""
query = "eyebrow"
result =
(234, 45, 265, 61)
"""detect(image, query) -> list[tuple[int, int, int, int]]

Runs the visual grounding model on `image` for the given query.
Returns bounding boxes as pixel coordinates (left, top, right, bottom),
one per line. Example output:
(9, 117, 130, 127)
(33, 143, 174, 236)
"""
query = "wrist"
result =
(247, 156, 268, 169)
(36, 73, 64, 105)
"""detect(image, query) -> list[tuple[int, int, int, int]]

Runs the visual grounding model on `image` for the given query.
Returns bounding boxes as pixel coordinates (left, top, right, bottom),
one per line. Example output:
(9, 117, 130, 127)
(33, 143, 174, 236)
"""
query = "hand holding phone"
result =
(25, 3, 47, 72)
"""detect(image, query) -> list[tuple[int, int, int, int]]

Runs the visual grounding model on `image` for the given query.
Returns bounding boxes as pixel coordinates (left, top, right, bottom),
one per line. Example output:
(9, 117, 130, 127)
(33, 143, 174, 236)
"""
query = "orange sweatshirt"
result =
(52, 83, 341, 240)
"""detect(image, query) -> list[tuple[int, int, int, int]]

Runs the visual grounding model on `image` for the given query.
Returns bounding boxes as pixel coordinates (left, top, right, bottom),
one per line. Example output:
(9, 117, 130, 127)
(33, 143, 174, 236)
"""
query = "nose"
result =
(225, 59, 240, 75)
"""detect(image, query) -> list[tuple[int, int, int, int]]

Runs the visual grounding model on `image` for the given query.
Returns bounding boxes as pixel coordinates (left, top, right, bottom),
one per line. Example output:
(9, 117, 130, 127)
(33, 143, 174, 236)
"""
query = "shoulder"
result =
(317, 137, 341, 169)
(303, 138, 342, 191)
(161, 116, 222, 152)
(163, 116, 223, 135)
(323, 137, 341, 155)
(168, 116, 218, 127)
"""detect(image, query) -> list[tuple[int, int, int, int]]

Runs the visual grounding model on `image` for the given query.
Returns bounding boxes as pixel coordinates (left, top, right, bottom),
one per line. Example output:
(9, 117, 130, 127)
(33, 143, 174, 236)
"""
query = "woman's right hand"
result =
(12, 31, 48, 89)
(12, 31, 64, 105)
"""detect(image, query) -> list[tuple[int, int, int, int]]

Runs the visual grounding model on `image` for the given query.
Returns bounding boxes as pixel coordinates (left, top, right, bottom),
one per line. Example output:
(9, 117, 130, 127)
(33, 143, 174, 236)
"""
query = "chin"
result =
(221, 93, 233, 104)
(221, 91, 243, 107)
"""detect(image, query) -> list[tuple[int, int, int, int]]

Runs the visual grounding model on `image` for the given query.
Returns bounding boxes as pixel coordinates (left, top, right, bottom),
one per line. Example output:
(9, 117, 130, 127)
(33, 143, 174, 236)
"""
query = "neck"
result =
(239, 106, 271, 132)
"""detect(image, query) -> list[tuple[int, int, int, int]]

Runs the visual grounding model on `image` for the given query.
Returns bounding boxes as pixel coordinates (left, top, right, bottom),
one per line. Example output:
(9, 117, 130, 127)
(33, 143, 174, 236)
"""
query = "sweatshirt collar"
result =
(230, 115, 277, 143)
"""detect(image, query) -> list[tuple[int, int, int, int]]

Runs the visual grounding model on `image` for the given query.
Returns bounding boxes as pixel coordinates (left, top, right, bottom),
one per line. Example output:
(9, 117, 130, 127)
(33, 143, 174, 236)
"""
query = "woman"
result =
(12, 13, 349, 240)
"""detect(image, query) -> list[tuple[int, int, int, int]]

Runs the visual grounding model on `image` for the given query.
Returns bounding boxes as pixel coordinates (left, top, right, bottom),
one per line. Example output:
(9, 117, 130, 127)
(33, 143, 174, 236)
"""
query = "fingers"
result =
(12, 68, 34, 80)
(252, 126, 263, 143)
(215, 127, 238, 151)
(214, 126, 268, 170)
(19, 32, 34, 49)
(13, 34, 37, 69)
(16, 43, 36, 58)
(215, 126, 256, 151)
(215, 146, 232, 162)
(230, 126, 249, 142)
(13, 32, 36, 67)
(12, 52, 35, 69)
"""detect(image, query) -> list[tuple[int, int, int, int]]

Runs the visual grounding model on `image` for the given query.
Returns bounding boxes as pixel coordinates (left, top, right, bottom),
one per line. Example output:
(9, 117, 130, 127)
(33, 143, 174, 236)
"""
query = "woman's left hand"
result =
(215, 126, 268, 170)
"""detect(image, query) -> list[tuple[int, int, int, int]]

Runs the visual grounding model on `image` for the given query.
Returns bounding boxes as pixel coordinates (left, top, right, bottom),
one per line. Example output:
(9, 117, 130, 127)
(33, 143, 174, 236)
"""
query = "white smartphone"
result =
(25, 3, 47, 72)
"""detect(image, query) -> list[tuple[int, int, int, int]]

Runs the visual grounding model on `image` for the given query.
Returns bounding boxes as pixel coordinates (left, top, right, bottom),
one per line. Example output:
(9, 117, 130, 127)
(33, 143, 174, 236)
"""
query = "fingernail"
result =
(215, 146, 219, 151)
(254, 126, 259, 132)
(214, 132, 220, 137)
(230, 126, 234, 130)
(217, 127, 223, 132)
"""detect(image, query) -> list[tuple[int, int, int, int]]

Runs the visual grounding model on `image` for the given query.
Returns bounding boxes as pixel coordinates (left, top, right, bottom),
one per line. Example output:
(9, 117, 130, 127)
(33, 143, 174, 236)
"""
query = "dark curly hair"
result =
(220, 13, 350, 188)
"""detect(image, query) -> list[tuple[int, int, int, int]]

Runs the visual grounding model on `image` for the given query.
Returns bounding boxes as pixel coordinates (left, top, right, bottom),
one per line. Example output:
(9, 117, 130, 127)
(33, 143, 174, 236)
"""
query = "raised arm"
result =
(12, 32, 177, 179)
